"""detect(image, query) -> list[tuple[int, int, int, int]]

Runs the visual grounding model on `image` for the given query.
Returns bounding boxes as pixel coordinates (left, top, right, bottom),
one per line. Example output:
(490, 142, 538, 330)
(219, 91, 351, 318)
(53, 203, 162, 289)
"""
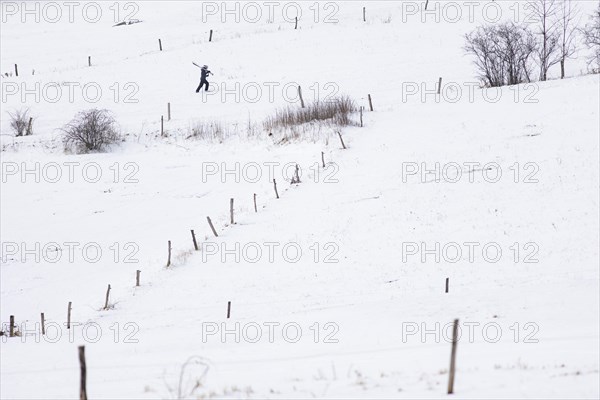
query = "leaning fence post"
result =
(158, 38, 162, 51)
(207, 216, 218, 237)
(298, 86, 305, 108)
(191, 229, 199, 250)
(368, 94, 373, 111)
(103, 284, 111, 310)
(437, 77, 442, 95)
(447, 318, 459, 394)
(273, 179, 280, 199)
(337, 131, 347, 149)
(14, 64, 18, 77)
(209, 29, 213, 42)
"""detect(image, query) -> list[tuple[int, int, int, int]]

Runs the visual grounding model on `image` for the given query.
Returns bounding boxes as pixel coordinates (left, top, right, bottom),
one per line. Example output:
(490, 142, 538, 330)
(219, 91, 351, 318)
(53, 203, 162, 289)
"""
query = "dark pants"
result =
(196, 79, 209, 92)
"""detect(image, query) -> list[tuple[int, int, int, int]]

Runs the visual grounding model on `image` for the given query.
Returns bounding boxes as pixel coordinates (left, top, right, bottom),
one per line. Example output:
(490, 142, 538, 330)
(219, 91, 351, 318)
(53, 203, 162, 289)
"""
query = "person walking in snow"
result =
(196, 65, 212, 93)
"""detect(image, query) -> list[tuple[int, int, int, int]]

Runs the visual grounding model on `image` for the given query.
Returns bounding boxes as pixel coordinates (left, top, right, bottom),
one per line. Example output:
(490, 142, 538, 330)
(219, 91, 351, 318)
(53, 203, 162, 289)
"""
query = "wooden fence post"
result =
(321, 151, 325, 168)
(161, 116, 164, 136)
(447, 318, 459, 394)
(9, 315, 14, 337)
(337, 131, 347, 149)
(230, 198, 234, 224)
(295, 16, 298, 29)
(227, 301, 231, 318)
(103, 284, 111, 310)
(207, 216, 218, 237)
(253, 193, 257, 213)
(166, 241, 172, 267)
(368, 94, 374, 111)
(298, 86, 305, 108)
(191, 229, 199, 250)
(363, 7, 366, 22)
(209, 29, 213, 42)
(425, 0, 429, 10)
(26, 117, 32, 135)
(167, 102, 171, 121)
(360, 106, 364, 127)
(67, 302, 72, 329)
(88, 56, 91, 67)
(41, 313, 45, 335)
(158, 38, 162, 51)
(78, 346, 87, 400)
(273, 179, 279, 199)
(14, 64, 18, 77)
(437, 77, 442, 95)
(136, 270, 141, 287)
(445, 277, 449, 293)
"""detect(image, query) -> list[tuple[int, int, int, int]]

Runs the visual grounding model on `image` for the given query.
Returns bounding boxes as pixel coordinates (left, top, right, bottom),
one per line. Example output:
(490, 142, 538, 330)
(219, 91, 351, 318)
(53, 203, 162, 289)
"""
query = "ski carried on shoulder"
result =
(193, 62, 214, 76)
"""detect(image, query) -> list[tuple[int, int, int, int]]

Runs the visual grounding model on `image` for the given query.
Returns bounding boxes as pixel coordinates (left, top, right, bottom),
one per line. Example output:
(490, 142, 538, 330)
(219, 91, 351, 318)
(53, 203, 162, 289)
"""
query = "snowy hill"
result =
(1, 1, 599, 399)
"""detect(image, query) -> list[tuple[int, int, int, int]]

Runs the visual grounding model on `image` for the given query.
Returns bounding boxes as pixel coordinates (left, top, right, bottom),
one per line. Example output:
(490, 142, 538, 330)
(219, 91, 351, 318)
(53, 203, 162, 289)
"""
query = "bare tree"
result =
(464, 22, 537, 87)
(557, 0, 580, 78)
(499, 23, 538, 85)
(531, 0, 562, 81)
(581, 2, 600, 72)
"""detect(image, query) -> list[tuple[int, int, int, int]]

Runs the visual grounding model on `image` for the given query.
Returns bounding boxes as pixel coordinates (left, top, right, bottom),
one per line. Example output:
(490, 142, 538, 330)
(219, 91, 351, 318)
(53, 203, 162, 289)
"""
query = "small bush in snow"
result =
(62, 109, 121, 153)
(7, 108, 33, 136)
(187, 120, 229, 141)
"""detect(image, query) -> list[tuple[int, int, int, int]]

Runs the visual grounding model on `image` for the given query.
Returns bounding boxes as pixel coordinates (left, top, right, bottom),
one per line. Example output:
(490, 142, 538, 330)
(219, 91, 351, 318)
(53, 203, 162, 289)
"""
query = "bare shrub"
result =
(163, 356, 211, 400)
(7, 108, 33, 136)
(62, 109, 121, 153)
(464, 22, 538, 87)
(263, 95, 357, 133)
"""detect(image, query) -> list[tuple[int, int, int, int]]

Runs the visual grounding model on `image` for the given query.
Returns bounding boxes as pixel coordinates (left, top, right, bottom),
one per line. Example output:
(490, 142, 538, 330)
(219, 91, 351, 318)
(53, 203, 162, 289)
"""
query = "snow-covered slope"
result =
(1, 1, 599, 399)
